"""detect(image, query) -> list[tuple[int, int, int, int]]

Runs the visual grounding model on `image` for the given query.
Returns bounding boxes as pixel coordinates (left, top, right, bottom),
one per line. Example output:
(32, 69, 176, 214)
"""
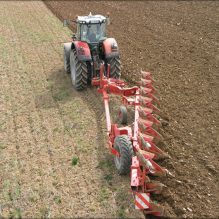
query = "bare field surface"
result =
(0, 1, 142, 218)
(44, 1, 219, 218)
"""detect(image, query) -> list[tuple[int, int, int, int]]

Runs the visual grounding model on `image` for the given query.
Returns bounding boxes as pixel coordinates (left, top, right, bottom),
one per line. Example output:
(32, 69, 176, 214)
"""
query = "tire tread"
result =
(107, 56, 121, 79)
(71, 49, 88, 90)
(114, 135, 133, 175)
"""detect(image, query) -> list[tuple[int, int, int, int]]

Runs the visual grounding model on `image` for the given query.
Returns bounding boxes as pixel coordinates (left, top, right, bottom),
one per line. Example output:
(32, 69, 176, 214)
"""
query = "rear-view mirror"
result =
(106, 17, 110, 25)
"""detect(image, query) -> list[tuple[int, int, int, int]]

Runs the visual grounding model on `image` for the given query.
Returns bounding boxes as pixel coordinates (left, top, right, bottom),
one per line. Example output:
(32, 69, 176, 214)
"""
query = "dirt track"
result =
(44, 1, 219, 218)
(0, 1, 143, 218)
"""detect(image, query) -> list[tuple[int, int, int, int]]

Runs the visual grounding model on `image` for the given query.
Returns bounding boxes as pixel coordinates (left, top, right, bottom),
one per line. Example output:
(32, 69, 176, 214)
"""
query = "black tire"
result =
(70, 49, 88, 90)
(114, 135, 133, 175)
(106, 56, 121, 79)
(118, 105, 128, 125)
(64, 43, 71, 74)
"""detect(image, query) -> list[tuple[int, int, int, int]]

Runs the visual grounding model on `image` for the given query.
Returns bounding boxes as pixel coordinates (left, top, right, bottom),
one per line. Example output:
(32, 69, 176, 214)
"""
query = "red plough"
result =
(92, 63, 170, 217)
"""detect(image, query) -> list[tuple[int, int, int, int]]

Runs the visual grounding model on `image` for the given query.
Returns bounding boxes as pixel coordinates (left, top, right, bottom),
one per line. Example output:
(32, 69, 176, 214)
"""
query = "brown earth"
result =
(0, 1, 143, 218)
(44, 1, 219, 218)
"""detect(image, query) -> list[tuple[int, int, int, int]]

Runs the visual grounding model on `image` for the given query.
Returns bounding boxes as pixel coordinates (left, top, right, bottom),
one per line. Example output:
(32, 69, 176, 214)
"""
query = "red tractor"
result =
(63, 13, 121, 90)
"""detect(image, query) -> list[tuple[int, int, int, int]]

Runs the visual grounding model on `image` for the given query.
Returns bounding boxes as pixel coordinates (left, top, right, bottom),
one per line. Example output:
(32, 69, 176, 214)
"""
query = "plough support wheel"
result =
(114, 135, 133, 175)
(118, 105, 128, 125)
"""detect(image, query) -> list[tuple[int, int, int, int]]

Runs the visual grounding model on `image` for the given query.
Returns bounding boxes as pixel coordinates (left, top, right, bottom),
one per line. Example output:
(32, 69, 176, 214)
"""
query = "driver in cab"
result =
(87, 25, 100, 42)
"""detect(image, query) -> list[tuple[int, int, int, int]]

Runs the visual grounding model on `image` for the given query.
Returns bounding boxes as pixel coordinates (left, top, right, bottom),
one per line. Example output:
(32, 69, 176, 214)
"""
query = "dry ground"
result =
(44, 1, 219, 218)
(0, 1, 141, 218)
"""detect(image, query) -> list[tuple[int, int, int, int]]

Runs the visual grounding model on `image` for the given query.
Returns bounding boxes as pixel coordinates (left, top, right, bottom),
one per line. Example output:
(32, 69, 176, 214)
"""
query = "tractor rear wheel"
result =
(70, 49, 88, 90)
(114, 135, 133, 175)
(106, 56, 121, 79)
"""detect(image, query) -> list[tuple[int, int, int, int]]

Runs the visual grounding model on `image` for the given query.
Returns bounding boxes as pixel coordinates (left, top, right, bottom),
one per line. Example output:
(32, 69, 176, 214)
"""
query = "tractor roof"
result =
(77, 13, 106, 24)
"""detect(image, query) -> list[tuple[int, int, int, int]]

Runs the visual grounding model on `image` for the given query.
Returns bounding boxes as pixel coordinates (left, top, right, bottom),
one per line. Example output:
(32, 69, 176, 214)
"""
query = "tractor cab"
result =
(76, 13, 107, 44)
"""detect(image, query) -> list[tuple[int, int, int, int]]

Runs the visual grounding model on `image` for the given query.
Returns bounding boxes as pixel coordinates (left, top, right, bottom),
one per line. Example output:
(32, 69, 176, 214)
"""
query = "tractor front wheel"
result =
(114, 135, 133, 175)
(70, 49, 88, 90)
(63, 43, 71, 74)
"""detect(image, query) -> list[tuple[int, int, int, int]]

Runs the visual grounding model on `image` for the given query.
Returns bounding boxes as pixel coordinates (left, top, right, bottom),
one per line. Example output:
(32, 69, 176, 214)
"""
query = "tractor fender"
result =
(103, 38, 120, 59)
(71, 41, 92, 61)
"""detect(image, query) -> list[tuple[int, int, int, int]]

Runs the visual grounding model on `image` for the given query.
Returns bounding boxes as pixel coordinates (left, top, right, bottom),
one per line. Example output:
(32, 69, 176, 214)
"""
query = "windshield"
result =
(80, 23, 106, 43)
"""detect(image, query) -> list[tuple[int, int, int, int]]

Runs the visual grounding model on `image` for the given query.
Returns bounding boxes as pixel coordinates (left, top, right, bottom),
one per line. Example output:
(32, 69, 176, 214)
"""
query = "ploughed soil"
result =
(45, 1, 219, 218)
